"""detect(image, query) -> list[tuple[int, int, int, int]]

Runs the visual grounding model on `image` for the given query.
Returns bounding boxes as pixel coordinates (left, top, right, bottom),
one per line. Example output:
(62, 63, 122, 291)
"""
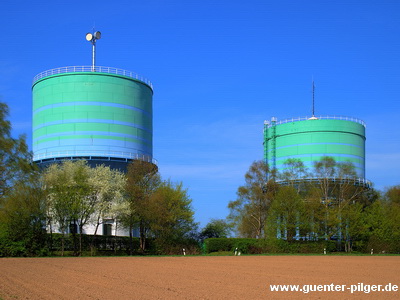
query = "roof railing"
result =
(33, 150, 157, 165)
(275, 176, 372, 188)
(32, 66, 153, 90)
(264, 116, 366, 128)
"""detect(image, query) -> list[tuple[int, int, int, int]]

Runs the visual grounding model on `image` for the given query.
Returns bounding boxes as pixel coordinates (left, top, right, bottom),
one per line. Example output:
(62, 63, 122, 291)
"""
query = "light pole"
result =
(86, 31, 101, 71)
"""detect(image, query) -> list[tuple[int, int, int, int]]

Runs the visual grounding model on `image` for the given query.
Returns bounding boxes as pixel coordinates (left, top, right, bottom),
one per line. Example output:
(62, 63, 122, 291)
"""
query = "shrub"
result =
(0, 239, 28, 257)
(204, 238, 234, 253)
(204, 238, 338, 254)
(204, 238, 262, 254)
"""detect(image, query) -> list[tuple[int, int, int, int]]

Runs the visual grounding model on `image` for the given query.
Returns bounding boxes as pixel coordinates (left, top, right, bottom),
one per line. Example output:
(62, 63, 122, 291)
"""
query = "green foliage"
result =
(280, 158, 310, 182)
(200, 219, 231, 240)
(43, 161, 126, 255)
(313, 156, 337, 178)
(119, 161, 199, 255)
(228, 157, 400, 253)
(384, 185, 400, 205)
(0, 102, 35, 199)
(48, 233, 144, 254)
(205, 238, 263, 254)
(0, 239, 28, 257)
(204, 238, 337, 254)
(123, 160, 161, 253)
(0, 102, 46, 256)
(145, 181, 198, 253)
(44, 161, 92, 232)
(88, 164, 126, 235)
(228, 160, 275, 238)
(44, 160, 94, 255)
(268, 186, 305, 241)
(2, 233, 160, 256)
(2, 100, 400, 256)
(0, 175, 49, 257)
(0, 178, 47, 253)
(205, 238, 235, 253)
(364, 200, 400, 253)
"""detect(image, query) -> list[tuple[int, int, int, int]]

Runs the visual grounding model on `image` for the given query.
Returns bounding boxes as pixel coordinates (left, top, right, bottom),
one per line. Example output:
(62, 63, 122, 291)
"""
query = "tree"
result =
(364, 199, 399, 252)
(311, 157, 367, 246)
(365, 185, 400, 253)
(44, 160, 94, 255)
(146, 181, 197, 253)
(123, 160, 161, 253)
(268, 186, 305, 241)
(200, 219, 231, 240)
(384, 185, 400, 205)
(313, 157, 343, 239)
(0, 101, 41, 256)
(44, 163, 72, 254)
(89, 165, 126, 236)
(280, 158, 310, 187)
(228, 161, 275, 238)
(333, 162, 366, 250)
(313, 156, 337, 209)
(84, 165, 125, 255)
(44, 161, 126, 255)
(340, 201, 366, 252)
(302, 186, 327, 240)
(0, 175, 47, 256)
(0, 102, 34, 199)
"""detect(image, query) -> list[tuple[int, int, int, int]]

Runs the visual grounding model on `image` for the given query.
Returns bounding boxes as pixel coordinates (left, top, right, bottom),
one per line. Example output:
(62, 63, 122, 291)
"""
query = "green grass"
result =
(207, 251, 235, 256)
(206, 251, 400, 256)
(2, 251, 399, 258)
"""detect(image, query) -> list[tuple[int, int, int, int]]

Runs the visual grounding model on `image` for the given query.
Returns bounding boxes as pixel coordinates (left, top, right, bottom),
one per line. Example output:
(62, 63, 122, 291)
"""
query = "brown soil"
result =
(0, 256, 399, 299)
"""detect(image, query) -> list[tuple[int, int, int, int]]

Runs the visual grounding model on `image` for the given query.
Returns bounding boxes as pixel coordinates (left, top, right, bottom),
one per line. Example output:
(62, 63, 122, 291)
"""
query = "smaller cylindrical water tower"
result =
(263, 116, 366, 179)
(32, 66, 155, 171)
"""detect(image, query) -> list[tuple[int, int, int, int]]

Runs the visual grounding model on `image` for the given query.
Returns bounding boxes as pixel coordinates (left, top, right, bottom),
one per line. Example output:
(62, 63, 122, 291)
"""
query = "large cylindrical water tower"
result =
(263, 116, 366, 179)
(32, 66, 155, 171)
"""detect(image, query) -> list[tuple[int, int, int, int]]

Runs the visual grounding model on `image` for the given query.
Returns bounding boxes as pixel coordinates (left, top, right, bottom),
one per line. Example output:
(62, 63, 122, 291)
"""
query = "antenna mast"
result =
(312, 80, 315, 117)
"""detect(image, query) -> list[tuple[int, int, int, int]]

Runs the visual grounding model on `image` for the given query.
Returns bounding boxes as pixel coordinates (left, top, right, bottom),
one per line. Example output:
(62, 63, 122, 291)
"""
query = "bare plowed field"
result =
(0, 256, 398, 299)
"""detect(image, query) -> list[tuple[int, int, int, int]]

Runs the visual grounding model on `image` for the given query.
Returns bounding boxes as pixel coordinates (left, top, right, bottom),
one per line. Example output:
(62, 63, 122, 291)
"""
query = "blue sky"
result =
(1, 0, 399, 227)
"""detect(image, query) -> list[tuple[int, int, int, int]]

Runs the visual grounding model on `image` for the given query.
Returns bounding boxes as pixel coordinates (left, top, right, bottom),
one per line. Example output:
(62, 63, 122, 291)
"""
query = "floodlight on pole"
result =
(86, 30, 101, 71)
